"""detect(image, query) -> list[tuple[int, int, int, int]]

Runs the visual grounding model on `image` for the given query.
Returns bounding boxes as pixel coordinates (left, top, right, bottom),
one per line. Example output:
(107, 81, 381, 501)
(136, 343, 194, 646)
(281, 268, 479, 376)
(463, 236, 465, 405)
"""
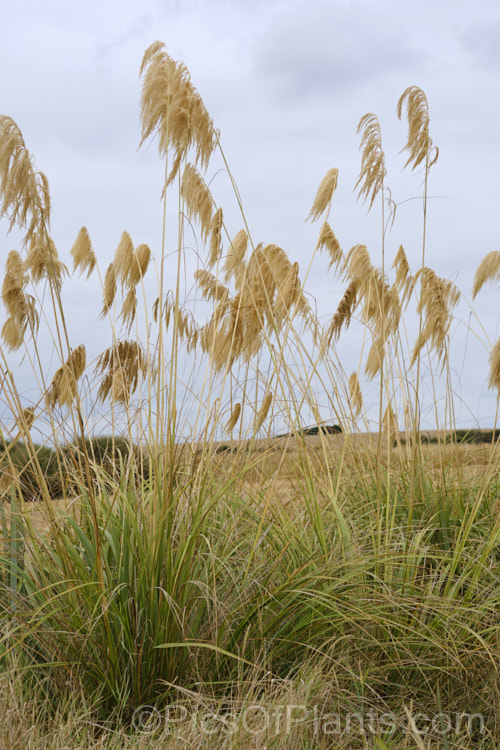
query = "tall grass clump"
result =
(0, 42, 499, 748)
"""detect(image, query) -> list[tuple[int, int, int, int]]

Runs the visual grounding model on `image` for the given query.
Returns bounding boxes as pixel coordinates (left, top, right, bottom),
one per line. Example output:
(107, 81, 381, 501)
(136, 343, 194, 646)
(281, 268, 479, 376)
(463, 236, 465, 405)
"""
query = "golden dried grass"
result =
(226, 402, 242, 433)
(70, 227, 96, 278)
(472, 250, 500, 300)
(113, 231, 134, 285)
(307, 167, 338, 222)
(0, 115, 51, 246)
(128, 243, 151, 285)
(397, 86, 438, 170)
(411, 267, 460, 367)
(47, 345, 86, 408)
(315, 222, 343, 271)
(182, 163, 213, 243)
(139, 41, 216, 177)
(223, 229, 248, 286)
(355, 113, 386, 209)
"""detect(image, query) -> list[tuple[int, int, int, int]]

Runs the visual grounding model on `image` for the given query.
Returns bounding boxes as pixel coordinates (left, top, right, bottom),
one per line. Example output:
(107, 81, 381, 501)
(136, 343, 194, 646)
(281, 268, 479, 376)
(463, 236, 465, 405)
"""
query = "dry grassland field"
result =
(1, 40, 500, 750)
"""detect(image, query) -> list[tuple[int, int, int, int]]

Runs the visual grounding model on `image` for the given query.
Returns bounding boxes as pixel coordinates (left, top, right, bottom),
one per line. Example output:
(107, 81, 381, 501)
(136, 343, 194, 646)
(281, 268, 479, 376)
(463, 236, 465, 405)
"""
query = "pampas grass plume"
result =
(208, 207, 223, 267)
(100, 263, 117, 317)
(224, 229, 248, 285)
(488, 338, 500, 393)
(472, 251, 500, 299)
(128, 244, 151, 285)
(308, 167, 338, 222)
(254, 391, 273, 432)
(315, 222, 343, 270)
(114, 231, 134, 284)
(349, 372, 363, 416)
(226, 402, 241, 433)
(71, 227, 96, 278)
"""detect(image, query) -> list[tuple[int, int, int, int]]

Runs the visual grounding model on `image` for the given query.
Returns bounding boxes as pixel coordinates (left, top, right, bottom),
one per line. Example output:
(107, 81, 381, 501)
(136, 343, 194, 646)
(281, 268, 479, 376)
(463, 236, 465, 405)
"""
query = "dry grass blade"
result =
(71, 227, 96, 278)
(472, 250, 500, 299)
(355, 113, 386, 209)
(307, 167, 338, 222)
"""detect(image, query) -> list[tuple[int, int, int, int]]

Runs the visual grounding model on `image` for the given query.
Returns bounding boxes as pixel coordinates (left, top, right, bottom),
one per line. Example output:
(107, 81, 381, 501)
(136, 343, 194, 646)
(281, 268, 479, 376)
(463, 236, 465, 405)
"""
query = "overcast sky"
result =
(1, 0, 500, 434)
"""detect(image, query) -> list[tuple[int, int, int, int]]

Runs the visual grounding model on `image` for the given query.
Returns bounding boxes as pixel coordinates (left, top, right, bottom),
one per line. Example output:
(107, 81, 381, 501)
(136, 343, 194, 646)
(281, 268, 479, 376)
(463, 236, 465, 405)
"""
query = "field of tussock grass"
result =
(0, 40, 500, 748)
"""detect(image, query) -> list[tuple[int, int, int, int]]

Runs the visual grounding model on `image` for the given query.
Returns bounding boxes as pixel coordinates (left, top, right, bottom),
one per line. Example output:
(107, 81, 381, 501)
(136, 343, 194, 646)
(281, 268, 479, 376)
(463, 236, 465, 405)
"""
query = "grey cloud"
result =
(251, 4, 423, 103)
(460, 17, 500, 68)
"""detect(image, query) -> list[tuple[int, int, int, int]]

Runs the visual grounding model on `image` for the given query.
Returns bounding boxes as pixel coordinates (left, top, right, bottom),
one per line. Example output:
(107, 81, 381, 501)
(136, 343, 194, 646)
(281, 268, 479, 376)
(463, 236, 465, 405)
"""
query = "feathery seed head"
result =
(383, 403, 399, 443)
(344, 244, 372, 285)
(411, 267, 460, 367)
(194, 269, 229, 304)
(25, 234, 67, 290)
(254, 390, 273, 432)
(397, 86, 437, 171)
(224, 229, 248, 285)
(324, 279, 358, 348)
(349, 372, 363, 416)
(16, 407, 35, 431)
(355, 113, 387, 210)
(128, 243, 151, 285)
(0, 116, 51, 246)
(100, 263, 117, 317)
(307, 167, 339, 222)
(208, 207, 223, 267)
(315, 222, 343, 271)
(46, 345, 86, 409)
(182, 163, 213, 243)
(488, 338, 500, 393)
(365, 338, 384, 379)
(114, 231, 134, 284)
(392, 245, 414, 307)
(1, 316, 23, 350)
(139, 42, 216, 180)
(226, 402, 242, 433)
(2, 250, 26, 317)
(71, 227, 96, 278)
(472, 251, 500, 300)
(121, 287, 137, 332)
(96, 340, 149, 405)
